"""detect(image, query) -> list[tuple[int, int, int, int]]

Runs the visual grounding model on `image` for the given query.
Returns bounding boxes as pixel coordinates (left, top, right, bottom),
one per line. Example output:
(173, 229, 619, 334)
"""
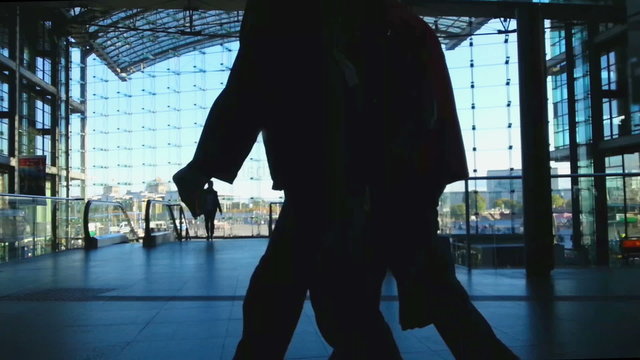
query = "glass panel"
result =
(70, 47, 84, 102)
(551, 174, 573, 266)
(441, 177, 525, 269)
(0, 72, 8, 112)
(606, 153, 640, 267)
(55, 198, 85, 250)
(70, 113, 83, 173)
(0, 194, 85, 263)
(0, 115, 7, 157)
(0, 21, 8, 58)
(439, 181, 468, 236)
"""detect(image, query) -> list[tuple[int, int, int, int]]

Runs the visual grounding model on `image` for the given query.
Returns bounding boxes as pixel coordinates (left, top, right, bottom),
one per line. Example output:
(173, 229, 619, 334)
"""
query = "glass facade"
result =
(0, 7, 80, 203)
(19, 90, 53, 166)
(0, 2, 636, 269)
(552, 72, 569, 148)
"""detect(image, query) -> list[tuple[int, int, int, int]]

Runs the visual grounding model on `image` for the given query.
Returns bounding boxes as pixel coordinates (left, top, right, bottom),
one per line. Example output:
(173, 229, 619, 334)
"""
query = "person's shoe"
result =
(173, 164, 208, 218)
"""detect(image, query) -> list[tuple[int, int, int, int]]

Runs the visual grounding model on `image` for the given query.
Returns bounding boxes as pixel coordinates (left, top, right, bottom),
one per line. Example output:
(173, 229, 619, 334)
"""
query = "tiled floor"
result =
(1, 239, 639, 359)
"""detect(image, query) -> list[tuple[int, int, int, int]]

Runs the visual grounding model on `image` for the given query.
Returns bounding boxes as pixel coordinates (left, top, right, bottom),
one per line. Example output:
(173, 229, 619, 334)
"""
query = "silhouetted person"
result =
(203, 180, 222, 241)
(345, 1, 519, 358)
(173, 0, 400, 358)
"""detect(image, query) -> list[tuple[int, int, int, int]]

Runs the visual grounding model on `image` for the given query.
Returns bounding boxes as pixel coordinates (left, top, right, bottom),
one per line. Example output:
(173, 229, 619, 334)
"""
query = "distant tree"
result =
(551, 194, 566, 209)
(450, 204, 466, 220)
(467, 192, 486, 214)
(493, 198, 522, 214)
(494, 198, 507, 209)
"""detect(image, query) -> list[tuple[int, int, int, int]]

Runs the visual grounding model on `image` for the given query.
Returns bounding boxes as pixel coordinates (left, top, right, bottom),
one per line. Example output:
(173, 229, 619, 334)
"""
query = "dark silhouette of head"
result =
(206, 180, 213, 189)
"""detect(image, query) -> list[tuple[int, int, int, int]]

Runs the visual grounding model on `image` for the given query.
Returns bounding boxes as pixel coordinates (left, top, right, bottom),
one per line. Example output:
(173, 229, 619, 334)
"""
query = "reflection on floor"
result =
(1, 239, 639, 360)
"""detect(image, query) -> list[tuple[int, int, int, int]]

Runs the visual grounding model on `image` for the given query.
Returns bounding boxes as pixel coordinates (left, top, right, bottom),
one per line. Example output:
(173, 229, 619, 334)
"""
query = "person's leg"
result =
(208, 217, 214, 240)
(419, 202, 518, 359)
(233, 203, 308, 359)
(313, 263, 401, 360)
(309, 200, 401, 360)
(204, 214, 211, 240)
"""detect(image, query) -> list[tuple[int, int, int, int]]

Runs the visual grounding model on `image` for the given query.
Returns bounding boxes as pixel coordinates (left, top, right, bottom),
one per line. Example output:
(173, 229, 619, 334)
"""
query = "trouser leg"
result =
(420, 210, 517, 359)
(233, 205, 308, 359)
(427, 271, 517, 359)
(385, 185, 516, 360)
(310, 209, 401, 360)
(204, 215, 212, 239)
(317, 265, 401, 360)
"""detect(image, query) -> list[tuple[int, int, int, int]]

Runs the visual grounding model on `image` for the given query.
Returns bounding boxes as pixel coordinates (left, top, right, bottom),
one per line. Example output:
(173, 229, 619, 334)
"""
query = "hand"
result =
(173, 164, 209, 218)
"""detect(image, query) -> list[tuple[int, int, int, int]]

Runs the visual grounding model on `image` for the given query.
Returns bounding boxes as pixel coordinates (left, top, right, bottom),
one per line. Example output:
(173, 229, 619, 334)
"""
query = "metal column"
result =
(10, 6, 20, 194)
(564, 23, 585, 252)
(79, 49, 88, 199)
(587, 22, 609, 266)
(517, 5, 554, 277)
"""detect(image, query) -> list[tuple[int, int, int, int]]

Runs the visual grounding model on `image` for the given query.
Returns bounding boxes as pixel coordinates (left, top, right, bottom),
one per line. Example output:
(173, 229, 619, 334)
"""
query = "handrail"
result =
(144, 199, 180, 241)
(83, 200, 137, 244)
(167, 203, 191, 241)
(465, 172, 640, 181)
(0, 193, 84, 201)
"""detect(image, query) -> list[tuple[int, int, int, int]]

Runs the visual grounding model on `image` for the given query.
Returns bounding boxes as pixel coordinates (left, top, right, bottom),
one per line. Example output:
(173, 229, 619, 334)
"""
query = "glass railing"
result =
(0, 193, 85, 263)
(439, 177, 525, 269)
(437, 172, 640, 269)
(83, 200, 138, 248)
(181, 197, 277, 238)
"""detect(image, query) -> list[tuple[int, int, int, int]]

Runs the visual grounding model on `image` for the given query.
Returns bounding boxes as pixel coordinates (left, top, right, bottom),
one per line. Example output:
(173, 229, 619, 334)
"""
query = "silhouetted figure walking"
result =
(344, 1, 519, 359)
(173, 0, 400, 358)
(203, 180, 222, 241)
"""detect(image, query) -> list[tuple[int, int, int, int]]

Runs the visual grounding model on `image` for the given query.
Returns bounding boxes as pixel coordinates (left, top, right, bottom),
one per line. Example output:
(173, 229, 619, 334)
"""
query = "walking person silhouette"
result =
(173, 0, 401, 358)
(343, 1, 520, 358)
(203, 180, 222, 241)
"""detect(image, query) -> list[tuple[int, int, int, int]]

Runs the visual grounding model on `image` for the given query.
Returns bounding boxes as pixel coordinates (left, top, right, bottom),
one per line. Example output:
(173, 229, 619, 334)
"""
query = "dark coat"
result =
(381, 2, 468, 190)
(189, 1, 351, 196)
(368, 3, 469, 330)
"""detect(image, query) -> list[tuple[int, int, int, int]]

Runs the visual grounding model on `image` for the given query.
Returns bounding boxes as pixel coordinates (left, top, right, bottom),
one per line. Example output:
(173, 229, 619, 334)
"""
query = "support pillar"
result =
(80, 49, 88, 199)
(564, 23, 585, 252)
(517, 6, 554, 277)
(10, 6, 20, 194)
(587, 22, 609, 266)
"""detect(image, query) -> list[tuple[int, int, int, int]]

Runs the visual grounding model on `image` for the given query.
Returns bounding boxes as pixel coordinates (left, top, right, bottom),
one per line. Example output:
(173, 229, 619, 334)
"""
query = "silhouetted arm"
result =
(189, 0, 278, 184)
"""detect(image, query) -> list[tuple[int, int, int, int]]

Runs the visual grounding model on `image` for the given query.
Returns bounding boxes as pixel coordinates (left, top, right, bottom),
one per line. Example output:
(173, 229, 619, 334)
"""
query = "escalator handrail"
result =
(83, 200, 137, 242)
(144, 200, 181, 241)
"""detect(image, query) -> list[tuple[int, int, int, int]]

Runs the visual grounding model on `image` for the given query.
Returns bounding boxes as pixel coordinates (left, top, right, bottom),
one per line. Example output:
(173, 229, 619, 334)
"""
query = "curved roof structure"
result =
(67, 8, 244, 79)
(66, 8, 490, 80)
(42, 0, 620, 80)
